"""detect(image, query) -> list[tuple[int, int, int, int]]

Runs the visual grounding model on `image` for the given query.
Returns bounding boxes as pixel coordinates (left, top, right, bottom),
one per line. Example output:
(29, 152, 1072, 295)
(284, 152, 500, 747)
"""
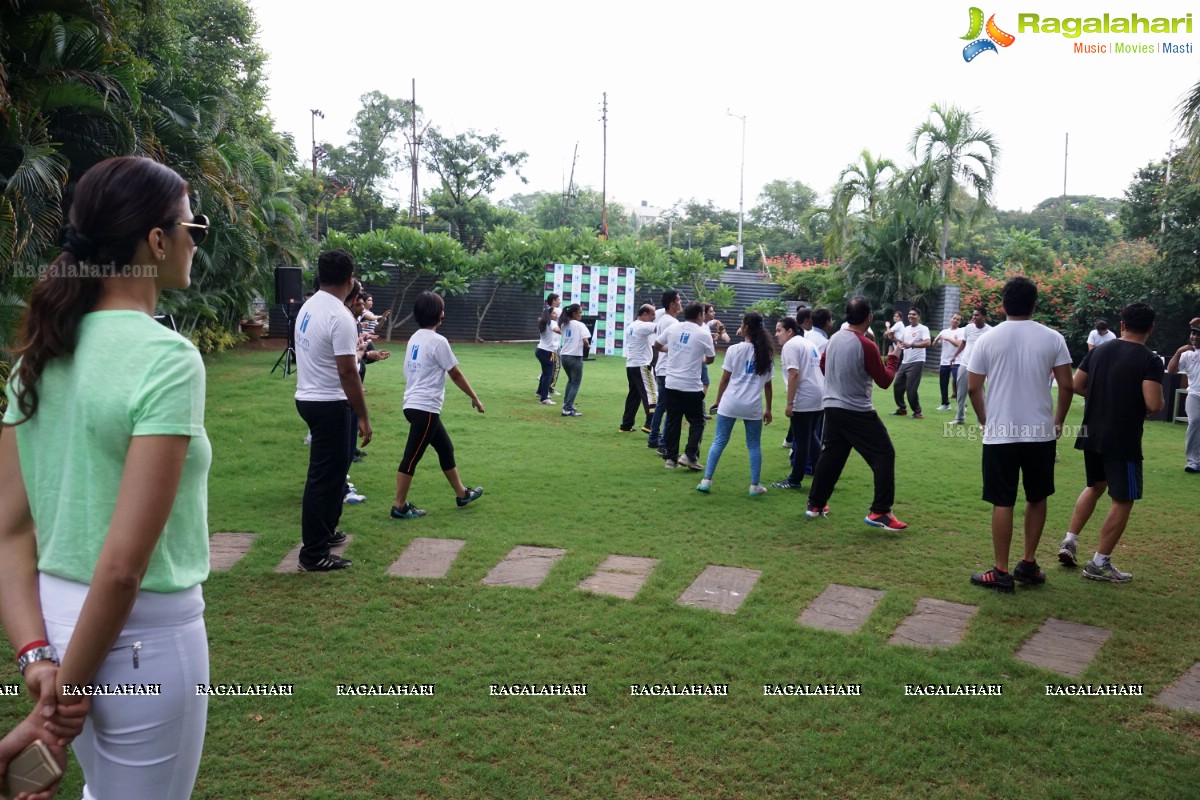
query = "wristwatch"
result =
(17, 645, 59, 676)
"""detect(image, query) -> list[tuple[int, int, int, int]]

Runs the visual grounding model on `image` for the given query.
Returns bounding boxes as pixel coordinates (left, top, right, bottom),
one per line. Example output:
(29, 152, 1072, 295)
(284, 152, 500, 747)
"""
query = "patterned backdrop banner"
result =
(544, 264, 637, 356)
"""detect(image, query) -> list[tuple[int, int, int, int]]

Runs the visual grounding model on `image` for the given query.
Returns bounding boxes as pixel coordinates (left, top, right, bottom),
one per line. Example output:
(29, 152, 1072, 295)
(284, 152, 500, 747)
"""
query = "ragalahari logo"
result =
(962, 7, 1016, 61)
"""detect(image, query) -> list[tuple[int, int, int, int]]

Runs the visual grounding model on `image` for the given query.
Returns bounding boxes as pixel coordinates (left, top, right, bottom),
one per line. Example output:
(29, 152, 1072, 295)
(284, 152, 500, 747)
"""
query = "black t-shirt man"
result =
(1074, 339, 1164, 460)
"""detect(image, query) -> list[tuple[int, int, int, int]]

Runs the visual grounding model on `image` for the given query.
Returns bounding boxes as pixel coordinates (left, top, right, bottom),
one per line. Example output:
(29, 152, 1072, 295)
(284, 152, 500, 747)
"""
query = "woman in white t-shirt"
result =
(697, 312, 774, 495)
(391, 292, 486, 519)
(557, 303, 590, 417)
(535, 294, 560, 405)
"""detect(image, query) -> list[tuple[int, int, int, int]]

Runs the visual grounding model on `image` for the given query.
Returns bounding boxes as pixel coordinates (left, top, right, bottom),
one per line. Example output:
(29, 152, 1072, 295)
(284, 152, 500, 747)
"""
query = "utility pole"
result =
(726, 109, 746, 269)
(310, 109, 324, 179)
(1162, 139, 1175, 234)
(1062, 132, 1068, 229)
(562, 143, 579, 227)
(599, 93, 608, 239)
(407, 79, 424, 231)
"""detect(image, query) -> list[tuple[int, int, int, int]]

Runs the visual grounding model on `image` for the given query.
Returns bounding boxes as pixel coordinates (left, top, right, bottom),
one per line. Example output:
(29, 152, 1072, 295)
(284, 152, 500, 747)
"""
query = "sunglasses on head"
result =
(176, 214, 209, 246)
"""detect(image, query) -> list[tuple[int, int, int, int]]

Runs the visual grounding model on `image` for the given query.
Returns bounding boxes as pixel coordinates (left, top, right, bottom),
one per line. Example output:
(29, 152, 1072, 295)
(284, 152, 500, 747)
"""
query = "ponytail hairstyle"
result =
(12, 157, 188, 422)
(561, 303, 582, 327)
(538, 293, 560, 334)
(742, 312, 773, 375)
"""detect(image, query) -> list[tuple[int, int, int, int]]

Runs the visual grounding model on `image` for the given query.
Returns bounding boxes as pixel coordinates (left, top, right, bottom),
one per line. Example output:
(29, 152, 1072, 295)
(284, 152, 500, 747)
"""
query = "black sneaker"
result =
(328, 530, 348, 546)
(390, 503, 427, 519)
(1013, 559, 1046, 585)
(970, 567, 1015, 593)
(298, 554, 352, 572)
(456, 487, 484, 508)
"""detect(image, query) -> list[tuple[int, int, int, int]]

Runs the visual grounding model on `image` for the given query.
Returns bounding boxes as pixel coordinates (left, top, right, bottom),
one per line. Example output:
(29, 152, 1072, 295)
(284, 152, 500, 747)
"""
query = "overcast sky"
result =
(249, 0, 1197, 216)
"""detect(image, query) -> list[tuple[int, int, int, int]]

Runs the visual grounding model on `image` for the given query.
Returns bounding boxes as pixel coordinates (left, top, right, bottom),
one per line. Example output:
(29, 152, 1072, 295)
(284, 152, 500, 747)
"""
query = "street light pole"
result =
(726, 109, 746, 269)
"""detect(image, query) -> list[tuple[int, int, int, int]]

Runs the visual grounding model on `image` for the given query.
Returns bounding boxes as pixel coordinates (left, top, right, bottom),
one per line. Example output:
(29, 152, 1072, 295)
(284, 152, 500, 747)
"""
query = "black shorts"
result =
(1083, 450, 1143, 502)
(981, 441, 1057, 506)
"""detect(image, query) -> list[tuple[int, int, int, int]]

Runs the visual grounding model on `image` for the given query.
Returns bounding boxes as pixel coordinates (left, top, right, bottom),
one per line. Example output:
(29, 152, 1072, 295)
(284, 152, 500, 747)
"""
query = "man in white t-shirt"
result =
(932, 313, 963, 411)
(953, 307, 992, 424)
(1087, 319, 1117, 351)
(654, 302, 715, 469)
(620, 304, 660, 432)
(806, 307, 833, 355)
(891, 308, 931, 418)
(293, 249, 373, 572)
(646, 290, 682, 449)
(967, 277, 1073, 593)
(1167, 319, 1200, 472)
(772, 317, 824, 490)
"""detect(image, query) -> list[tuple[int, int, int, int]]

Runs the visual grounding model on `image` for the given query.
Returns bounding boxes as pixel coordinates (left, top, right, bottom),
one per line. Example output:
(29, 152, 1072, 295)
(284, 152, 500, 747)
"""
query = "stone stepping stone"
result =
(1015, 618, 1111, 677)
(274, 535, 354, 574)
(577, 555, 660, 600)
(481, 546, 566, 588)
(387, 538, 466, 578)
(1157, 662, 1200, 713)
(209, 532, 258, 572)
(889, 598, 978, 649)
(676, 566, 761, 615)
(798, 584, 886, 634)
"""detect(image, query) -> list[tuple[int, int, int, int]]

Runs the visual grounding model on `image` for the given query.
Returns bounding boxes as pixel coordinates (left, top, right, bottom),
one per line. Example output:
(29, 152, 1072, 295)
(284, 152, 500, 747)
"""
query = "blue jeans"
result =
(535, 347, 555, 400)
(560, 355, 583, 412)
(647, 374, 669, 445)
(703, 413, 763, 485)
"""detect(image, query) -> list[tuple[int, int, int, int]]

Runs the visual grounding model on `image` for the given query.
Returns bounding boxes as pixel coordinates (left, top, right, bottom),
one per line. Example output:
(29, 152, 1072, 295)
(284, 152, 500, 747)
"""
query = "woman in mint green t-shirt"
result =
(0, 156, 212, 799)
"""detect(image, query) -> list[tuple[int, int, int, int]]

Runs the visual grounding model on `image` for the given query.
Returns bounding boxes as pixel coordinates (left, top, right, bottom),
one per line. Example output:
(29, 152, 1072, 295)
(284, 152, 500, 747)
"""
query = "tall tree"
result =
(422, 128, 527, 245)
(910, 103, 1000, 265)
(321, 91, 415, 234)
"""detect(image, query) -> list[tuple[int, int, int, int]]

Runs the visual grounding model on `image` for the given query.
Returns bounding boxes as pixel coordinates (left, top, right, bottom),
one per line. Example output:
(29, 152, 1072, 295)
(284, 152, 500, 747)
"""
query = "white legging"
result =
(40, 573, 208, 800)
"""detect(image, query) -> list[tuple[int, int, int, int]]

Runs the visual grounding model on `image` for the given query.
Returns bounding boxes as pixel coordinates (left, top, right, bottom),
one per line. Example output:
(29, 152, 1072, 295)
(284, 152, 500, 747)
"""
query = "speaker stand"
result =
(271, 304, 298, 377)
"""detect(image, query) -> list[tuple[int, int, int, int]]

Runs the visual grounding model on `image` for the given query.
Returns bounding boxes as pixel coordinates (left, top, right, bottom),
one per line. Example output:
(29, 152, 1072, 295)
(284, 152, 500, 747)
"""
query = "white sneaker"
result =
(343, 491, 367, 504)
(936, 404, 950, 411)
(663, 459, 678, 469)
(677, 454, 702, 471)
(748, 484, 768, 496)
(540, 398, 556, 405)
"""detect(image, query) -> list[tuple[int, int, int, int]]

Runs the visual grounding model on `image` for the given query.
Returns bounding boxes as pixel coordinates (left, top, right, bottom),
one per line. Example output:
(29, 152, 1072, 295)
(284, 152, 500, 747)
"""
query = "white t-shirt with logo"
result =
(781, 334, 824, 413)
(805, 328, 829, 355)
(625, 319, 658, 367)
(654, 314, 679, 377)
(717, 342, 773, 420)
(968, 319, 1072, 444)
(938, 327, 964, 366)
(295, 290, 359, 401)
(960, 322, 992, 370)
(559, 319, 590, 357)
(657, 321, 715, 392)
(402, 328, 458, 414)
(900, 323, 931, 364)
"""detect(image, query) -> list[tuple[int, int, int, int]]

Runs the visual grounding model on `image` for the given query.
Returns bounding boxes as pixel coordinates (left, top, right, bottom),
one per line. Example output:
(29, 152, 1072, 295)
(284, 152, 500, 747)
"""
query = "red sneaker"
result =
(864, 512, 908, 530)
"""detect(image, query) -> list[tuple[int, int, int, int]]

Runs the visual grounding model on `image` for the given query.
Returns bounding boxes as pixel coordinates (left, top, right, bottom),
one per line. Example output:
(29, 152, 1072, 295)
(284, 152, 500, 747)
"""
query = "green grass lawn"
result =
(5, 342, 1200, 799)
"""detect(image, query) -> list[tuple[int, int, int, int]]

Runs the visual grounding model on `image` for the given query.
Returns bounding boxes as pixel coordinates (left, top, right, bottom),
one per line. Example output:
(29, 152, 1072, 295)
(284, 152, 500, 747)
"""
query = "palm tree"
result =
(909, 103, 1000, 268)
(836, 150, 898, 221)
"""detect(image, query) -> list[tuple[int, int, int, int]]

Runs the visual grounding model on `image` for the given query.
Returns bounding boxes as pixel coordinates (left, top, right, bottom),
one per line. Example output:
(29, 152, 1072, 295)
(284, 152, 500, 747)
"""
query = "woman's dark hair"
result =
(413, 291, 445, 327)
(562, 303, 581, 323)
(743, 312, 773, 375)
(545, 293, 559, 307)
(12, 156, 187, 421)
(538, 301, 558, 333)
